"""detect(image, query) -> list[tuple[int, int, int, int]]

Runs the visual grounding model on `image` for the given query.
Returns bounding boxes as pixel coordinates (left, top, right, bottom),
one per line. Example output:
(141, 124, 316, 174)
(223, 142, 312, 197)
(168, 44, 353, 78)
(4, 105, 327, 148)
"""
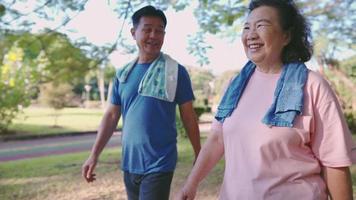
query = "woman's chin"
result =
(247, 57, 263, 65)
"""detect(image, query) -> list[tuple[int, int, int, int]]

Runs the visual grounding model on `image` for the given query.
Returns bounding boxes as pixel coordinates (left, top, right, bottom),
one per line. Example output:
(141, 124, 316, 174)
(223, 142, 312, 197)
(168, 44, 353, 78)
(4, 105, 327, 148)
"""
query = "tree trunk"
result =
(97, 70, 106, 110)
(106, 80, 113, 105)
(316, 56, 325, 75)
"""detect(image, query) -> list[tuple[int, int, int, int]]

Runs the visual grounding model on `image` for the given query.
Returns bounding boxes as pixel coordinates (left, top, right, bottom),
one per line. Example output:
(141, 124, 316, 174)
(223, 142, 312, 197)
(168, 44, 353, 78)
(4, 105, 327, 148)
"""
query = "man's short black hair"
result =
(131, 5, 167, 28)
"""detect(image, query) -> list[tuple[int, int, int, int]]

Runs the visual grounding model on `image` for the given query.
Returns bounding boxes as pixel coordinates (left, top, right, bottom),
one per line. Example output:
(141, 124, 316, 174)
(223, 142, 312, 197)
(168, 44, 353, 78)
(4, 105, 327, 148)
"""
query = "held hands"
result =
(174, 184, 197, 200)
(82, 156, 97, 183)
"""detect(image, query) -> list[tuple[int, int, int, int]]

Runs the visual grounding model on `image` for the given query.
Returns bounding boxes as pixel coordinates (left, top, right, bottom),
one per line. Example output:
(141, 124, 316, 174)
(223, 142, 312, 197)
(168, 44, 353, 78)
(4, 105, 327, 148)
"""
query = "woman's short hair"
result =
(248, 0, 313, 63)
(131, 5, 167, 28)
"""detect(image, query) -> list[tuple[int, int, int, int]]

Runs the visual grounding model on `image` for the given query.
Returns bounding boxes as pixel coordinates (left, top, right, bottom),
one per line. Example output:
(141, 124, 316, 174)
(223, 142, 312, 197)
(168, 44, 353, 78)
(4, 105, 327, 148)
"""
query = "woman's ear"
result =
(283, 30, 291, 46)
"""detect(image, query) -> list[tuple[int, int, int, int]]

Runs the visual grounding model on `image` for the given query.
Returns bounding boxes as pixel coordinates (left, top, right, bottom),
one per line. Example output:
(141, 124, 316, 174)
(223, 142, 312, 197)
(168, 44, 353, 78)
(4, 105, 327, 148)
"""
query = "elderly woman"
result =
(176, 0, 354, 199)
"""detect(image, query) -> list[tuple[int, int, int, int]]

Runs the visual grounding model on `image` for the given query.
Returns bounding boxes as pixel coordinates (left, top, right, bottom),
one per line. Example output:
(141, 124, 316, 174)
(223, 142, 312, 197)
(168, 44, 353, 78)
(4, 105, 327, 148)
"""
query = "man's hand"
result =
(82, 156, 97, 183)
(81, 104, 121, 183)
(175, 185, 197, 200)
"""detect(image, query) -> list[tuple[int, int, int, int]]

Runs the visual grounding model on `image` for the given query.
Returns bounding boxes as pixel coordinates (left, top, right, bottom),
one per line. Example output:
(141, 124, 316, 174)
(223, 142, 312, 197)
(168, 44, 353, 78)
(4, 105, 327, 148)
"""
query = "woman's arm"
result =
(175, 127, 224, 200)
(322, 166, 353, 200)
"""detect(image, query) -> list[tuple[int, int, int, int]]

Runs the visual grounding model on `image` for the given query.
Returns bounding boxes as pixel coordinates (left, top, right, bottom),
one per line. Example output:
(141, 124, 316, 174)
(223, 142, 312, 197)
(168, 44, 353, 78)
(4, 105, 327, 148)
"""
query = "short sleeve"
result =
(175, 65, 195, 105)
(211, 118, 223, 134)
(310, 76, 354, 167)
(110, 77, 121, 106)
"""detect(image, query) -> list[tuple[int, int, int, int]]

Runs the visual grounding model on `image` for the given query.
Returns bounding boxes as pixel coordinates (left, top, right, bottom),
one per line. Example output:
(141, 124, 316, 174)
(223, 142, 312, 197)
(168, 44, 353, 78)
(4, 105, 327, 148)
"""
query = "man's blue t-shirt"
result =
(111, 63, 194, 174)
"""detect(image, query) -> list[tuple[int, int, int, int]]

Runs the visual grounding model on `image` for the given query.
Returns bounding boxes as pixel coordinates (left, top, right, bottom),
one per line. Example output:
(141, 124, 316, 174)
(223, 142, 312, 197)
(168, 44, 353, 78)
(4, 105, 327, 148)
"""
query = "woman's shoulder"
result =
(305, 69, 338, 104)
(306, 70, 332, 89)
(306, 70, 327, 83)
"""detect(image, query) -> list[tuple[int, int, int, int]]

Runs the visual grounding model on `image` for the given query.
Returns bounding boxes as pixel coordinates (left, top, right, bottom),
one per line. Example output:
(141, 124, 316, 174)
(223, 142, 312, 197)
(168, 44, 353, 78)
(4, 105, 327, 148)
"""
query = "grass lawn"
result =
(1, 136, 355, 200)
(1, 108, 355, 199)
(0, 137, 224, 200)
(3, 107, 122, 140)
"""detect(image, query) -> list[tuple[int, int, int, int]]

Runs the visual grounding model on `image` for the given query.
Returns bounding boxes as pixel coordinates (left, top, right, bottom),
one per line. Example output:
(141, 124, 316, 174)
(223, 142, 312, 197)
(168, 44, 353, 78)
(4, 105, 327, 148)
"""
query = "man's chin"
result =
(145, 50, 161, 55)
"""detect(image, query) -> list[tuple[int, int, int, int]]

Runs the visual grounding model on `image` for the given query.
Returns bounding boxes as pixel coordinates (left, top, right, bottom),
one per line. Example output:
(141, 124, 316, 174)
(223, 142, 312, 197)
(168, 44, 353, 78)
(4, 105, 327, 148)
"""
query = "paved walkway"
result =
(0, 132, 122, 162)
(0, 122, 211, 162)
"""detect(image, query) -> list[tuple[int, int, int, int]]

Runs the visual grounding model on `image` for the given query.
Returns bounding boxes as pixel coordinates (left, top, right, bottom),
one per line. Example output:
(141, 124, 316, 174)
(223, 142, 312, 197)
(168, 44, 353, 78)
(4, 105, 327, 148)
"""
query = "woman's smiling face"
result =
(242, 6, 290, 67)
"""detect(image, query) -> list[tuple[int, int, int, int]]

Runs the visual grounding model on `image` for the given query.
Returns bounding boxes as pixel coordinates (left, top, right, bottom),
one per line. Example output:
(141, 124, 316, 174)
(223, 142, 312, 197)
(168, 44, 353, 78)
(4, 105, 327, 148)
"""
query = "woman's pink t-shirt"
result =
(212, 69, 353, 200)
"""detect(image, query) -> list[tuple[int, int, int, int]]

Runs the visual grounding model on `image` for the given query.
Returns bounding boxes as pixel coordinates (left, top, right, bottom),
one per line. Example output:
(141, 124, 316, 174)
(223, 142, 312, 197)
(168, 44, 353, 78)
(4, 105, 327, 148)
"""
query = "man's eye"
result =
(156, 30, 164, 34)
(243, 26, 250, 30)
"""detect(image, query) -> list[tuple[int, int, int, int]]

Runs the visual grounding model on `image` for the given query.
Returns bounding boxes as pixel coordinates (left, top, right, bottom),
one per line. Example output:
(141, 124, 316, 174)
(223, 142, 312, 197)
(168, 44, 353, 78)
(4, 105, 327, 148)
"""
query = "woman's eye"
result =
(257, 24, 268, 28)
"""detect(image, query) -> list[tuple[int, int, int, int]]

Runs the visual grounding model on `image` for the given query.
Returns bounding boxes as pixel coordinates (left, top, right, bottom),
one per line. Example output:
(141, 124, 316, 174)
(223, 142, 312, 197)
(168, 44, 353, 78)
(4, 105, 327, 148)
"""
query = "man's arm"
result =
(179, 101, 201, 159)
(82, 104, 121, 183)
(322, 166, 353, 200)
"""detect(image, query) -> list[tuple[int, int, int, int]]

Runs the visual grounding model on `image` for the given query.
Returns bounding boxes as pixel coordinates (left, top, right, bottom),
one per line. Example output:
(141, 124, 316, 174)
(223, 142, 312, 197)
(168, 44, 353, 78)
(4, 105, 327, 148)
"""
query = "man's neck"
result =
(137, 52, 160, 64)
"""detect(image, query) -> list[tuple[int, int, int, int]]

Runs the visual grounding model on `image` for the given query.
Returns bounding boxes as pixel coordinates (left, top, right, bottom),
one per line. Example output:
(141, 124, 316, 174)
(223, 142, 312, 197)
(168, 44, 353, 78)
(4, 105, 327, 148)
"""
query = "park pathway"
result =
(0, 122, 211, 162)
(0, 132, 122, 162)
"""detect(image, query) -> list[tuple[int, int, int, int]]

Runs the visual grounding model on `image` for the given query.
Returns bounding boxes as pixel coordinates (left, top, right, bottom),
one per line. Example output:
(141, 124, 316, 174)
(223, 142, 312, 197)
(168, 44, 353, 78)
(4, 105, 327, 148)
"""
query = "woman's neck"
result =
(256, 62, 284, 74)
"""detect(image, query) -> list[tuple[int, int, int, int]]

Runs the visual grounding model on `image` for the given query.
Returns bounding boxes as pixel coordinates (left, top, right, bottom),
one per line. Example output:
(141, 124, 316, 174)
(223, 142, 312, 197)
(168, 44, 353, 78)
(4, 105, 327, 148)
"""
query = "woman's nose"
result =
(247, 29, 258, 40)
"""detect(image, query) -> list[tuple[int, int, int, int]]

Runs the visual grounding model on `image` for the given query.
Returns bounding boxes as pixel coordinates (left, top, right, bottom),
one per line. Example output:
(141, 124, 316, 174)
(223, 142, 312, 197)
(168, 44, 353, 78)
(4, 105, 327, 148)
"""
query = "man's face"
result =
(131, 16, 165, 60)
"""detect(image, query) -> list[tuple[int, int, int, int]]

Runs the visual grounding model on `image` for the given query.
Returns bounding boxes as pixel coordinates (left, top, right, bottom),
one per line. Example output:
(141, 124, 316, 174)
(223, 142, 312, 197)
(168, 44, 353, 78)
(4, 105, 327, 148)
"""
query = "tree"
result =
(213, 69, 240, 105)
(0, 31, 92, 132)
(309, 0, 355, 72)
(1, 32, 92, 83)
(89, 63, 116, 109)
(187, 66, 215, 105)
(0, 0, 111, 109)
(2, 0, 353, 68)
(339, 55, 356, 84)
(0, 44, 33, 133)
(0, 0, 354, 132)
(38, 82, 75, 127)
(322, 55, 356, 134)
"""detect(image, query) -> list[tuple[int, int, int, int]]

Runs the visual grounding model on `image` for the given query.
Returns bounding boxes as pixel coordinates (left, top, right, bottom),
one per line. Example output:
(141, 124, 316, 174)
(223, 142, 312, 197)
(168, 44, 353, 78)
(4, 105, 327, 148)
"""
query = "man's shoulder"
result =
(177, 63, 189, 75)
(115, 61, 136, 77)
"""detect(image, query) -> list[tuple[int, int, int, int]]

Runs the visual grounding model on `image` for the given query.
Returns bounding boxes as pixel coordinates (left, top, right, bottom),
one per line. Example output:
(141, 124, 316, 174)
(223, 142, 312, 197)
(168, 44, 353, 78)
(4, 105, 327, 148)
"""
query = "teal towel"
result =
(118, 53, 179, 102)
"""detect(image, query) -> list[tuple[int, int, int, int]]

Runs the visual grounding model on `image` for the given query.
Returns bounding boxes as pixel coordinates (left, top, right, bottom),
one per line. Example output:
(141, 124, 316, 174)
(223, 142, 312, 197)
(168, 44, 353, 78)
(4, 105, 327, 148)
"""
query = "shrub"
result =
(345, 111, 356, 134)
(194, 106, 206, 119)
(177, 106, 211, 138)
(38, 82, 75, 126)
(0, 46, 34, 134)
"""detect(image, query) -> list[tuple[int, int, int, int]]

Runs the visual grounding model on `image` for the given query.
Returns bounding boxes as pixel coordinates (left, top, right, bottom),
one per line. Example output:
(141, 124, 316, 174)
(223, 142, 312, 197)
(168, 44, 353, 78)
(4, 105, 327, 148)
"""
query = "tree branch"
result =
(2, 0, 52, 25)
(90, 0, 132, 68)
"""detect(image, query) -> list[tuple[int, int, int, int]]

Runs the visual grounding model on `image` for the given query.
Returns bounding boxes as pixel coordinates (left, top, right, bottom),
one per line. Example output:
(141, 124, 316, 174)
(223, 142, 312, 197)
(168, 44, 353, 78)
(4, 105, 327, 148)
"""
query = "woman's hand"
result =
(175, 184, 197, 200)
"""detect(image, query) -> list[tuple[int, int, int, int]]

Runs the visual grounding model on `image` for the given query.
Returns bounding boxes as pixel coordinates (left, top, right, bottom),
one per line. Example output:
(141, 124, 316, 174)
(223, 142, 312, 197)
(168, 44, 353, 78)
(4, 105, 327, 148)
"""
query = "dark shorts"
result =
(123, 171, 174, 200)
